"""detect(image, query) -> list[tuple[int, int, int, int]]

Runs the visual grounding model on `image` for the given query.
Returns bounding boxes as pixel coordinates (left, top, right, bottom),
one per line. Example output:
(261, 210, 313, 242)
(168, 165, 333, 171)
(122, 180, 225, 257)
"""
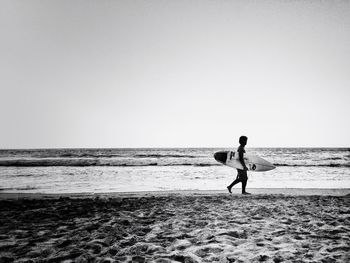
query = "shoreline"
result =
(0, 188, 349, 200)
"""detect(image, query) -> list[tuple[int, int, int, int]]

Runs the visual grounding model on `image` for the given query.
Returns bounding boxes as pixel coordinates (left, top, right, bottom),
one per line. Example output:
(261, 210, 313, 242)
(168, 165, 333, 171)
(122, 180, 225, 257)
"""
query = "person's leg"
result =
(241, 176, 247, 193)
(227, 170, 242, 193)
(227, 177, 241, 193)
(240, 171, 250, 194)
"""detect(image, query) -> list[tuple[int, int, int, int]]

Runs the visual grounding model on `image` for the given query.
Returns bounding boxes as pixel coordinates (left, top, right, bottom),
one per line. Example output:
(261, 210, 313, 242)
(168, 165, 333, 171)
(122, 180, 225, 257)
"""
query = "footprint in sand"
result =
(195, 246, 223, 257)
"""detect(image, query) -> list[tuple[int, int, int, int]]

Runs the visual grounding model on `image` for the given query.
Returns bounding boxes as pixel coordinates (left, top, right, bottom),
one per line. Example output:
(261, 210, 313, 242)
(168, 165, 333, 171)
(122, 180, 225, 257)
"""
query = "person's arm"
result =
(239, 150, 248, 170)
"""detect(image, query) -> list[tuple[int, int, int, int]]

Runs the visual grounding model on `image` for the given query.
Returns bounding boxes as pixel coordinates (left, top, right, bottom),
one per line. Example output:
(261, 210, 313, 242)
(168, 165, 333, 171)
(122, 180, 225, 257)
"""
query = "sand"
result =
(0, 191, 349, 263)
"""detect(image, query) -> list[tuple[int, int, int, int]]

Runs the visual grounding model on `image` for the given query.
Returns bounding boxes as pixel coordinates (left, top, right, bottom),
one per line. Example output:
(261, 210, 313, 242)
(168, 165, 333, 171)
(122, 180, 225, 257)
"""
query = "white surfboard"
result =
(214, 151, 275, 172)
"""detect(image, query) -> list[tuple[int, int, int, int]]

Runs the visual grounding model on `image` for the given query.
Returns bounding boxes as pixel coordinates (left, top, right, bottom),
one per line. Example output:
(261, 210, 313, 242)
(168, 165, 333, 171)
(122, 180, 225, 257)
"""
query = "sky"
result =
(0, 0, 349, 148)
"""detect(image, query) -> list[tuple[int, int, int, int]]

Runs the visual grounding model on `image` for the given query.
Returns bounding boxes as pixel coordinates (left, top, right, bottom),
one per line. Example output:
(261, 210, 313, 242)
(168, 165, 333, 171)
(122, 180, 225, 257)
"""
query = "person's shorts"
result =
(237, 169, 247, 179)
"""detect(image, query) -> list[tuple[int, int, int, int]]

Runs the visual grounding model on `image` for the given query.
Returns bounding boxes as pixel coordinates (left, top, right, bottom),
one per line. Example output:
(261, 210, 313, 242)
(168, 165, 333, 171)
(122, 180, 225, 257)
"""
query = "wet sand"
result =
(0, 191, 349, 262)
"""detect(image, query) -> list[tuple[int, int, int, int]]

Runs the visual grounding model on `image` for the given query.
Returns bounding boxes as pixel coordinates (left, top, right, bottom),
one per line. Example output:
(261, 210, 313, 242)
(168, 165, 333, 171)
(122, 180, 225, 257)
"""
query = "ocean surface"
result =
(0, 148, 349, 193)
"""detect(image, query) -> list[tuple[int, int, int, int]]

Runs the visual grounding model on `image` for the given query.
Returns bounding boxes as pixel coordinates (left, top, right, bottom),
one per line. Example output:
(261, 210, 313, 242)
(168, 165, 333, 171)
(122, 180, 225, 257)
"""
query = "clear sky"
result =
(0, 0, 349, 148)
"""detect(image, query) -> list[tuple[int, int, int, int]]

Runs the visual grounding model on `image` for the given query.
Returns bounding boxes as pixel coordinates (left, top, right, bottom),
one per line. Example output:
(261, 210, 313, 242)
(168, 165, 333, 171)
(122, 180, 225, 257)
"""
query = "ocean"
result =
(0, 148, 349, 193)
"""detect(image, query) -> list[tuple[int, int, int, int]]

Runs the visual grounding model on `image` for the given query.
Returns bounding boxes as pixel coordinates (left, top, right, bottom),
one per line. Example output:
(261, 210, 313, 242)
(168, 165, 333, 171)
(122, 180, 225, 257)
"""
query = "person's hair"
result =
(239, 136, 248, 145)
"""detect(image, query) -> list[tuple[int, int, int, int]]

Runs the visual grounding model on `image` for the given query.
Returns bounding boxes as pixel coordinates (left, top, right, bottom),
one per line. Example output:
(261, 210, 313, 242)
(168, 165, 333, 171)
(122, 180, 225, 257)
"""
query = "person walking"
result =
(227, 136, 251, 195)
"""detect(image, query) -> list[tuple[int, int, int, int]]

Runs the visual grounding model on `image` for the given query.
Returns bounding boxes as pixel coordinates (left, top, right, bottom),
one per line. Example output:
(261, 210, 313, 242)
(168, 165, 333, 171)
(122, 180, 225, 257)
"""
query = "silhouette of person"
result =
(227, 136, 251, 194)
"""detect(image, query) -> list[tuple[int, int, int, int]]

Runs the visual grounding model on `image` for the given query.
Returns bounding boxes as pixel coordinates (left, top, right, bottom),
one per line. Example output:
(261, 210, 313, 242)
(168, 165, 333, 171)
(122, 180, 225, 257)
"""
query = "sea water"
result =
(0, 148, 349, 193)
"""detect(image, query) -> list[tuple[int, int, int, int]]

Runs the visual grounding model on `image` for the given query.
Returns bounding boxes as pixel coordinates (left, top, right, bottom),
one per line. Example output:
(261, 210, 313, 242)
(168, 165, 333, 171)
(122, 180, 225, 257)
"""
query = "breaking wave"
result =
(0, 159, 220, 167)
(274, 163, 350, 168)
(0, 159, 348, 168)
(134, 154, 197, 158)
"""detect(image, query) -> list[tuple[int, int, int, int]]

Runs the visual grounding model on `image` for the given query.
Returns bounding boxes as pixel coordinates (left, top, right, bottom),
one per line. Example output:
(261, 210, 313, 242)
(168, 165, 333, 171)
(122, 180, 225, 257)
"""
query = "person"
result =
(227, 136, 251, 195)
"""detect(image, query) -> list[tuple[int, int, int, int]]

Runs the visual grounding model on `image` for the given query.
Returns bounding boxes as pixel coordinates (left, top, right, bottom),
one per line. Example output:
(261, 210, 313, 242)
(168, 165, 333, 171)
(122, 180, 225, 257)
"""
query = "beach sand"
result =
(0, 190, 349, 262)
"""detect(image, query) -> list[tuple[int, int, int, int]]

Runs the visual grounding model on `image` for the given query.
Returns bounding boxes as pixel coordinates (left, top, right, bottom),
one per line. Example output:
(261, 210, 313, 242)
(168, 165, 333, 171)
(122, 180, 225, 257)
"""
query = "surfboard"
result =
(214, 151, 275, 172)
